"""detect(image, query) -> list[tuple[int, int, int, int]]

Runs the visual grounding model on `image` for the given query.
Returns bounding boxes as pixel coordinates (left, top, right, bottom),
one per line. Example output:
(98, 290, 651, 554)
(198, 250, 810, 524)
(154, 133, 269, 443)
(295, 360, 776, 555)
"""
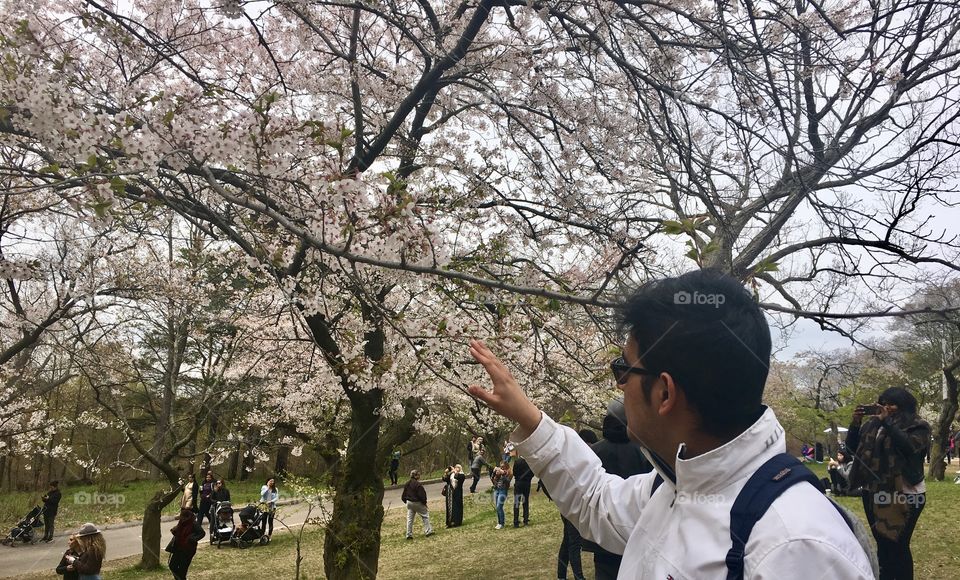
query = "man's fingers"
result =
(468, 384, 494, 405)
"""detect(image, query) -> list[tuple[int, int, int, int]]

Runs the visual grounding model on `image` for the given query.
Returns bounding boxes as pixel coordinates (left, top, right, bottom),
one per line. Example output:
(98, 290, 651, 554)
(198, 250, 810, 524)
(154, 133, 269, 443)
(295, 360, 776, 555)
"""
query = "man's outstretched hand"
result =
(467, 339, 543, 440)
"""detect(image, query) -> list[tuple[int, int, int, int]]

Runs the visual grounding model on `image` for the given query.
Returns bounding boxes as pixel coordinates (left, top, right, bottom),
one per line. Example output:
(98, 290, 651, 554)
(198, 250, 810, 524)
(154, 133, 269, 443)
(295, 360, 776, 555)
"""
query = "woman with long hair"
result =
(55, 534, 80, 580)
(67, 523, 105, 580)
(168, 509, 205, 580)
(197, 472, 216, 527)
(259, 477, 279, 537)
(180, 473, 198, 513)
(847, 387, 930, 580)
(491, 460, 512, 530)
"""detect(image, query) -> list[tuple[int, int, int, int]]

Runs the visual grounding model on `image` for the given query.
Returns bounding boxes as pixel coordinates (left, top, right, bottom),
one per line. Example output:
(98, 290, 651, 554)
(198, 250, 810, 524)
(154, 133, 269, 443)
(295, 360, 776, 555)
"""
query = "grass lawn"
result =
(16, 469, 960, 579)
(0, 480, 268, 529)
(19, 490, 591, 580)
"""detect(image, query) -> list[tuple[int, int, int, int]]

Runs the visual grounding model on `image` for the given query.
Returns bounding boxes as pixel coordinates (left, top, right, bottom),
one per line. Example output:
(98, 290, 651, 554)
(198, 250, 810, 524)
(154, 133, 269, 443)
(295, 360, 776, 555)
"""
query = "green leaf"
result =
(109, 177, 126, 193)
(661, 220, 685, 235)
(90, 200, 112, 217)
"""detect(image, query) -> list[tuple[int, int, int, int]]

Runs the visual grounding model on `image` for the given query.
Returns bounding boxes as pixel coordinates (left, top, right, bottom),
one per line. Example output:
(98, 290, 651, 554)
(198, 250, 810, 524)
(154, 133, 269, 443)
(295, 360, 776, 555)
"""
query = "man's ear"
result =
(656, 372, 680, 416)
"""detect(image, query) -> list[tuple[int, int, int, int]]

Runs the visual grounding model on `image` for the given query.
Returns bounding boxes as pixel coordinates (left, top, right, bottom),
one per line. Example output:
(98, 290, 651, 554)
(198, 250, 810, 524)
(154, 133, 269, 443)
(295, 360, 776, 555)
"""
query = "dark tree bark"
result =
(322, 387, 386, 580)
(140, 486, 181, 569)
(928, 356, 960, 480)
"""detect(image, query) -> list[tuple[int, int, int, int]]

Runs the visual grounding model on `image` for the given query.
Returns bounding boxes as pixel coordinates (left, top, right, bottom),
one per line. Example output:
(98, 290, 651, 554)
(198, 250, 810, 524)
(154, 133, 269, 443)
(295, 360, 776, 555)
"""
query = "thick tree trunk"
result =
(928, 361, 959, 480)
(275, 445, 290, 476)
(229, 442, 241, 480)
(139, 488, 179, 569)
(323, 388, 385, 580)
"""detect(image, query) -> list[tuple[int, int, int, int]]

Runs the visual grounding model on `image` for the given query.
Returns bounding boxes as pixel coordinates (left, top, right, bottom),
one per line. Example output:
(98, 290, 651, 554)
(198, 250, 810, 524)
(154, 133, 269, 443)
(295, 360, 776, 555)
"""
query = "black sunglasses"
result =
(610, 356, 660, 384)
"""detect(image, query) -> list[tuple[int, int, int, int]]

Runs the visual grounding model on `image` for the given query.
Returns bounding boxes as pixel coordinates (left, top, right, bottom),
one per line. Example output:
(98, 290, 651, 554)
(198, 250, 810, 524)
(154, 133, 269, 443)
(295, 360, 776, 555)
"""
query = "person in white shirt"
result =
(467, 269, 875, 579)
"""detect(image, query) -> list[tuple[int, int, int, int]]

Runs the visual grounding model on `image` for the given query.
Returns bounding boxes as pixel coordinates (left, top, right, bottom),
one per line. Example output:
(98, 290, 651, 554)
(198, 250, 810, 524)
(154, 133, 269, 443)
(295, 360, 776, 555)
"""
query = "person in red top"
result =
(167, 509, 206, 580)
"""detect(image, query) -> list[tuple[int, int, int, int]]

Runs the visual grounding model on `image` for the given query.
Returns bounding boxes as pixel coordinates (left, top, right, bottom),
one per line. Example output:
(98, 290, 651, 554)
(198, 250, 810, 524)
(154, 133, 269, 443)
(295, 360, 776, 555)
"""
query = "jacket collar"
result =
(648, 406, 786, 495)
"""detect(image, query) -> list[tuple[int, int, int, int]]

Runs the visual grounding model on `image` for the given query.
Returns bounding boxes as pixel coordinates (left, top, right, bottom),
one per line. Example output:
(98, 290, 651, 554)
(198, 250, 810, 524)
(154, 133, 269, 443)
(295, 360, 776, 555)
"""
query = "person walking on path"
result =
(491, 461, 512, 529)
(259, 477, 279, 537)
(55, 534, 80, 580)
(180, 474, 198, 513)
(512, 456, 534, 527)
(65, 523, 105, 580)
(197, 472, 215, 527)
(167, 509, 205, 580)
(401, 470, 434, 539)
(41, 480, 62, 542)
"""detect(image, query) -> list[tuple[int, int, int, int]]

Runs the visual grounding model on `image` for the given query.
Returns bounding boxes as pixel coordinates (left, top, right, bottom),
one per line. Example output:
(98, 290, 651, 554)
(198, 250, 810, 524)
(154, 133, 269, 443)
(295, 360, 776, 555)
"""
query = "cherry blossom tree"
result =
(0, 174, 132, 462)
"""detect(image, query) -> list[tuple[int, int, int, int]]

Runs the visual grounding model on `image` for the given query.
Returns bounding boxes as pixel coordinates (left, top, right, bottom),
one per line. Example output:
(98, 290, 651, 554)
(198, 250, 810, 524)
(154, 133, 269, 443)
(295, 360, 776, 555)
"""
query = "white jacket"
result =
(515, 408, 874, 579)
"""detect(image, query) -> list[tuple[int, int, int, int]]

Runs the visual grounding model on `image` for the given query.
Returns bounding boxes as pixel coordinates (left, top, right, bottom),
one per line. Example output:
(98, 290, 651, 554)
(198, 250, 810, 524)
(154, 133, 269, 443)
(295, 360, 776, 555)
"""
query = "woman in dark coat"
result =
(55, 534, 81, 580)
(847, 387, 930, 580)
(213, 479, 231, 502)
(168, 509, 205, 580)
(442, 464, 467, 527)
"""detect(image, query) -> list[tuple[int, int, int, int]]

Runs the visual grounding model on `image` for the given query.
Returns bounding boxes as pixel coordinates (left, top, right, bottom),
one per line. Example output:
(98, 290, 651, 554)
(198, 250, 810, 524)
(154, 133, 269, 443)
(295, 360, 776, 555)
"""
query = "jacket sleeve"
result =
(844, 422, 861, 454)
(191, 522, 206, 542)
(752, 538, 874, 579)
(881, 418, 929, 456)
(513, 413, 655, 554)
(55, 555, 71, 575)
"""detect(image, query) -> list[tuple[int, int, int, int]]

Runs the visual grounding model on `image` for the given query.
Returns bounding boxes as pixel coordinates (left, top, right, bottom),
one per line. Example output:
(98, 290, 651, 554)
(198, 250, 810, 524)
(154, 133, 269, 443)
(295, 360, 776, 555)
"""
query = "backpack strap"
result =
(651, 473, 664, 496)
(725, 453, 823, 580)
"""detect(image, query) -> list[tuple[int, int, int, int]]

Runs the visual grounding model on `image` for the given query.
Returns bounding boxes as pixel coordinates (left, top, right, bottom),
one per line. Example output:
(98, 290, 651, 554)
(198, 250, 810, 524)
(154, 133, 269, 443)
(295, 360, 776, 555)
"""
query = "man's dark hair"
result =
(878, 387, 918, 415)
(619, 268, 771, 438)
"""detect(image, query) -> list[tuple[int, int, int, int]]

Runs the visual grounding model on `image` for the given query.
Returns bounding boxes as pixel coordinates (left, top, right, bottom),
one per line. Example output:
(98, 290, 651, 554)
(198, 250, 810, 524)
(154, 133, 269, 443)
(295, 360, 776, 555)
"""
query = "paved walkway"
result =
(0, 478, 491, 578)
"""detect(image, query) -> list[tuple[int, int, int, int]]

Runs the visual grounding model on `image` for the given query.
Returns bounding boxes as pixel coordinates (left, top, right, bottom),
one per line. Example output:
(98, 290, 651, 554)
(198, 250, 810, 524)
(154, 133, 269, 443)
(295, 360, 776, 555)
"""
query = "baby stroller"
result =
(229, 504, 269, 548)
(209, 501, 235, 547)
(2, 506, 44, 546)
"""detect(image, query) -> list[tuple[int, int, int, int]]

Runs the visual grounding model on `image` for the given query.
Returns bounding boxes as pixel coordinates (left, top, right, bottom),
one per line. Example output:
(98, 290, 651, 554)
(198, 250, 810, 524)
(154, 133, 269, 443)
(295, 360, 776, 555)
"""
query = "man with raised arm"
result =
(467, 269, 874, 579)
